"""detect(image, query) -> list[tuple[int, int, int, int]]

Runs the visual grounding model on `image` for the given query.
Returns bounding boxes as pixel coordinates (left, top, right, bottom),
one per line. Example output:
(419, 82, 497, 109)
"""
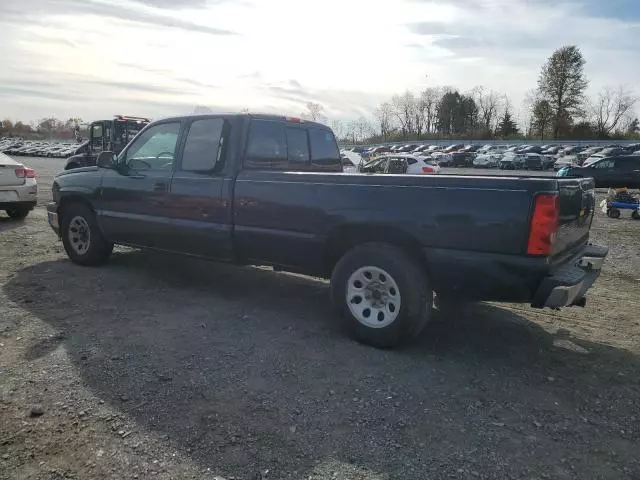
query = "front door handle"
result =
(153, 182, 168, 192)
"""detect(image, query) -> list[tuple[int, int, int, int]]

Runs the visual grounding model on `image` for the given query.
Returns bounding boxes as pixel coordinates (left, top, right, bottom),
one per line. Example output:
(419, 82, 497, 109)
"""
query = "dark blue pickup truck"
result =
(47, 113, 607, 348)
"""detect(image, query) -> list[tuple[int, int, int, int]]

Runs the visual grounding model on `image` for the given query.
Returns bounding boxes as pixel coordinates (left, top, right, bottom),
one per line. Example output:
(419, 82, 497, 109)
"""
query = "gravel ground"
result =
(1, 157, 639, 480)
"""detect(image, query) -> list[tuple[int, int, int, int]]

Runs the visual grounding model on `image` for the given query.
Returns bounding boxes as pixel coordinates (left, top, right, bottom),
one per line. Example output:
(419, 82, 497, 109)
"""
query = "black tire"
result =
(632, 210, 640, 220)
(330, 243, 432, 349)
(608, 208, 621, 219)
(5, 206, 30, 220)
(60, 203, 113, 266)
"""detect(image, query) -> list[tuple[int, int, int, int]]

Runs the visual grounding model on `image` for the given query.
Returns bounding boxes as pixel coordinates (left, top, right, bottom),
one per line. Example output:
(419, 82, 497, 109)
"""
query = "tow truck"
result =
(64, 115, 150, 170)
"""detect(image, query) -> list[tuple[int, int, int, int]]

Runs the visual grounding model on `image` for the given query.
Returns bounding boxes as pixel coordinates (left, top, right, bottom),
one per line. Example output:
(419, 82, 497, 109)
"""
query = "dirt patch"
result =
(1, 201, 639, 479)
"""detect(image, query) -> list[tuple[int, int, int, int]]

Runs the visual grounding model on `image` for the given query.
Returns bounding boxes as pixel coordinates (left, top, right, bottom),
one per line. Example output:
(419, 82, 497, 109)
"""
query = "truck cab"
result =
(64, 116, 150, 170)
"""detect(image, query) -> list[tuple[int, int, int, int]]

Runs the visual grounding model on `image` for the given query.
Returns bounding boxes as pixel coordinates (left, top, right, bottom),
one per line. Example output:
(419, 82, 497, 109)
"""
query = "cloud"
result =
(0, 0, 236, 36)
(1, 0, 639, 124)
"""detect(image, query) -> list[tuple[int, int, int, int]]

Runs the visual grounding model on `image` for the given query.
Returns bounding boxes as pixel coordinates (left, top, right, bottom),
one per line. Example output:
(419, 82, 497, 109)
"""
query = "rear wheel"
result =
(5, 205, 30, 220)
(61, 203, 113, 266)
(608, 208, 621, 219)
(330, 243, 432, 349)
(632, 210, 640, 220)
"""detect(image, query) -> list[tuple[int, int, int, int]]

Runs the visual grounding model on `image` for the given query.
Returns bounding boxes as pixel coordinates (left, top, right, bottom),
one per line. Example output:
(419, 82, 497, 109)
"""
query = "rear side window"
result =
(246, 120, 287, 168)
(616, 157, 640, 171)
(181, 118, 225, 172)
(309, 128, 340, 167)
(285, 127, 309, 164)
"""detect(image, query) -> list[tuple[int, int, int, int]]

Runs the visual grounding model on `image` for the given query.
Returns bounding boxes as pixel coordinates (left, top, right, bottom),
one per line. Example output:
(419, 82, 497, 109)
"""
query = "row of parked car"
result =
(345, 142, 640, 171)
(0, 137, 85, 158)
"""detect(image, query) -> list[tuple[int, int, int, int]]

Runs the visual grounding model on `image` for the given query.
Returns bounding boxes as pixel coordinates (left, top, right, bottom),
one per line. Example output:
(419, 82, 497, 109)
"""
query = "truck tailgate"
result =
(553, 177, 596, 258)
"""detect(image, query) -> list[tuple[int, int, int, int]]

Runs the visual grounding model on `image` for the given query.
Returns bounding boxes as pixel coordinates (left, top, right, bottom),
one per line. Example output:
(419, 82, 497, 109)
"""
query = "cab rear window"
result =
(309, 128, 340, 168)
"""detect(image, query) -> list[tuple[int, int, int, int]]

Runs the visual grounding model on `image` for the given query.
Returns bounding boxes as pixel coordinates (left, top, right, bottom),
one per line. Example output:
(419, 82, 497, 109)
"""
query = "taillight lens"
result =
(15, 166, 36, 178)
(527, 193, 559, 256)
(422, 166, 434, 173)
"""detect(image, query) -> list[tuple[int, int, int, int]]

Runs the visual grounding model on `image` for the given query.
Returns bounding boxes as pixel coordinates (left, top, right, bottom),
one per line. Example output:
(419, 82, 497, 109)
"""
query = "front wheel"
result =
(61, 203, 113, 266)
(330, 243, 432, 349)
(632, 210, 640, 220)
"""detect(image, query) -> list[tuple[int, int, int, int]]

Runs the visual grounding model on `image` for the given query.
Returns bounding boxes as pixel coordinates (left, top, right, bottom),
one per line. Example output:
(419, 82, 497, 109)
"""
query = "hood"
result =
(56, 166, 99, 177)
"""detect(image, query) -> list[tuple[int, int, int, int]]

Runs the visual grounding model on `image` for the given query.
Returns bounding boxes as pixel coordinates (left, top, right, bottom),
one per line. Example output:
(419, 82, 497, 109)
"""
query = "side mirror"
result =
(97, 151, 117, 169)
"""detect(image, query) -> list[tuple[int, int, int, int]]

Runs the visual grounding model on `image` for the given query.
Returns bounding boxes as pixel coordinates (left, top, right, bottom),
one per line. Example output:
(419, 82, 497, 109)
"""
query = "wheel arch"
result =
(324, 224, 428, 276)
(58, 194, 95, 219)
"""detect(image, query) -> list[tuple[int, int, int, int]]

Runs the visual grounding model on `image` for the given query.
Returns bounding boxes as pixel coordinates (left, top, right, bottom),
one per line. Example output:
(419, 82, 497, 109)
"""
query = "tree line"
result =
(4, 46, 639, 145)
(1, 117, 87, 140)
(303, 46, 639, 144)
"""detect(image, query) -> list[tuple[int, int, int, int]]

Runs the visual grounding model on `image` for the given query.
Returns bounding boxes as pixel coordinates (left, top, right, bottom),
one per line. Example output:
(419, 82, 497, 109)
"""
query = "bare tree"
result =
(471, 86, 503, 133)
(391, 91, 416, 139)
(302, 102, 327, 124)
(330, 119, 345, 140)
(420, 87, 441, 134)
(355, 116, 373, 142)
(374, 102, 394, 141)
(590, 86, 637, 137)
(345, 120, 358, 144)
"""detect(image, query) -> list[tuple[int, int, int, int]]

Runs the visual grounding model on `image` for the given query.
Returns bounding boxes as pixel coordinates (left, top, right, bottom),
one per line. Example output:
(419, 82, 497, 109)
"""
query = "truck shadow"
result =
(4, 250, 640, 479)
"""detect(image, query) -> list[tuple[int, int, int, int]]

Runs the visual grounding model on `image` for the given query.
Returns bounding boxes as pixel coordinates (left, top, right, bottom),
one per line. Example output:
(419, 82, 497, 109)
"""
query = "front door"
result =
(96, 121, 182, 249)
(163, 116, 234, 259)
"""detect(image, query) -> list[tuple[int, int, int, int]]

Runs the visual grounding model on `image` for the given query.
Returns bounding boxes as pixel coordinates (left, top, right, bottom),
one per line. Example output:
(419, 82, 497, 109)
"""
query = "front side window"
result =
(121, 122, 180, 171)
(181, 118, 225, 172)
(246, 120, 286, 169)
(595, 160, 614, 169)
(309, 128, 340, 167)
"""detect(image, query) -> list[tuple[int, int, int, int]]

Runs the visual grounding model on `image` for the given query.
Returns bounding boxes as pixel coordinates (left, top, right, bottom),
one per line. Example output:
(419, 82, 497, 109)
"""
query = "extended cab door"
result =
(163, 116, 235, 259)
(615, 156, 640, 188)
(233, 119, 340, 271)
(96, 120, 182, 249)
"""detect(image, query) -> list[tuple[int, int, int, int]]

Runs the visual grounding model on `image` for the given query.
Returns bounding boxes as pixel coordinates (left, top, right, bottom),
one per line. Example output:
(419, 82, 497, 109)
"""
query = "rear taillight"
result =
(15, 166, 36, 178)
(422, 167, 434, 173)
(527, 193, 559, 256)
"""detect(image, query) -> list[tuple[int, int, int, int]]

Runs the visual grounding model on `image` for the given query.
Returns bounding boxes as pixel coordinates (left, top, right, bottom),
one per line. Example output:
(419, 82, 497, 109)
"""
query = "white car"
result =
(473, 152, 501, 168)
(0, 151, 37, 219)
(405, 155, 440, 174)
(427, 151, 454, 166)
(359, 154, 440, 174)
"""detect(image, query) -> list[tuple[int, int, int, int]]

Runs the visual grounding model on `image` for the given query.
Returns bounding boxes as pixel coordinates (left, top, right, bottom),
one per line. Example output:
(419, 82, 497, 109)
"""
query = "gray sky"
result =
(1, 0, 639, 124)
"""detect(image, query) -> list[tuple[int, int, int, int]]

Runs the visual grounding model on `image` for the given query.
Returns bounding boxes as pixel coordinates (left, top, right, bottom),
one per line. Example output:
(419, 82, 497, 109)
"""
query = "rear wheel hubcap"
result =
(346, 266, 401, 328)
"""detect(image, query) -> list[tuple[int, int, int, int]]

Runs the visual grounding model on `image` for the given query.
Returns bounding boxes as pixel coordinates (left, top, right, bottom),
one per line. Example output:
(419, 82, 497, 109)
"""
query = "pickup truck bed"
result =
(46, 113, 608, 348)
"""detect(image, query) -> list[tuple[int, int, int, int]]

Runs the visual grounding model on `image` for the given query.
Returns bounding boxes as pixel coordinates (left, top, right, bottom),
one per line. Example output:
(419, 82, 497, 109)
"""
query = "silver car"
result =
(0, 152, 37, 219)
